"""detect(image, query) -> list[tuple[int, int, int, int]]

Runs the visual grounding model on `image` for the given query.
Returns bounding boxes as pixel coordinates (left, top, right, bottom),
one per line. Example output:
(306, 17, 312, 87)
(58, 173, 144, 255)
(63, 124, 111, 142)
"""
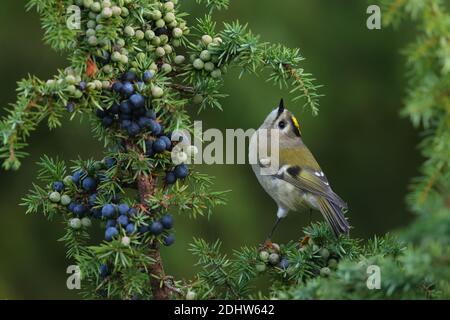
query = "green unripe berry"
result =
(111, 6, 121, 16)
(272, 243, 281, 252)
(201, 34, 213, 46)
(168, 21, 178, 29)
(164, 1, 175, 11)
(81, 217, 92, 228)
(124, 26, 135, 37)
(87, 19, 96, 28)
(90, 2, 101, 13)
(111, 51, 122, 62)
(116, 38, 125, 47)
(95, 24, 103, 31)
(65, 74, 77, 85)
(193, 94, 203, 104)
(120, 46, 128, 54)
(94, 80, 103, 90)
(256, 263, 267, 273)
(320, 267, 331, 277)
(88, 11, 97, 19)
(161, 63, 172, 73)
(186, 291, 196, 300)
(121, 7, 129, 17)
(101, 7, 113, 18)
(101, 0, 111, 8)
(211, 69, 222, 79)
(74, 90, 83, 99)
(172, 27, 183, 38)
(174, 55, 185, 64)
(87, 82, 97, 91)
(152, 10, 162, 20)
(67, 85, 77, 94)
(101, 81, 110, 89)
(64, 68, 75, 76)
(150, 63, 158, 71)
(136, 52, 146, 60)
(83, 0, 94, 8)
(164, 12, 175, 23)
(193, 59, 204, 70)
(88, 35, 98, 46)
(155, 47, 166, 57)
(259, 251, 270, 262)
(156, 19, 165, 28)
(204, 62, 215, 72)
(328, 258, 338, 269)
(200, 50, 211, 62)
(69, 218, 82, 230)
(163, 44, 173, 54)
(152, 36, 161, 46)
(135, 30, 145, 40)
(206, 43, 216, 51)
(320, 248, 330, 260)
(151, 86, 164, 98)
(268, 253, 280, 265)
(120, 54, 129, 64)
(102, 64, 113, 74)
(159, 35, 169, 45)
(172, 39, 182, 47)
(86, 28, 96, 37)
(63, 176, 73, 186)
(60, 195, 71, 206)
(145, 30, 155, 40)
(49, 191, 61, 203)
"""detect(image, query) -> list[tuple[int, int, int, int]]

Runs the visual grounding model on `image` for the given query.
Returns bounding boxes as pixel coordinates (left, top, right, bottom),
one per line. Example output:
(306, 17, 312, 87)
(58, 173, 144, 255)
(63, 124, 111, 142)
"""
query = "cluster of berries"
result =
(97, 212, 175, 280)
(256, 243, 289, 273)
(102, 203, 175, 247)
(313, 246, 338, 277)
(52, 160, 117, 229)
(191, 35, 223, 79)
(48, 159, 177, 246)
(255, 238, 340, 277)
(95, 70, 166, 139)
(78, 0, 187, 53)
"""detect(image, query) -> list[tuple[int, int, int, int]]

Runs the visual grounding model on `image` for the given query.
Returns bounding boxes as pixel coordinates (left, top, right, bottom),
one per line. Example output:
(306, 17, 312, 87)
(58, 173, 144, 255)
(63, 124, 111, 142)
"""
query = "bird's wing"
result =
(276, 146, 347, 209)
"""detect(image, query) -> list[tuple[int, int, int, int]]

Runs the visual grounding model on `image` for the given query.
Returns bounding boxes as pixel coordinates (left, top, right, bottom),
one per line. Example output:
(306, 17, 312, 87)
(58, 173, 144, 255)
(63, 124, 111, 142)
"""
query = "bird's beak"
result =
(277, 98, 285, 117)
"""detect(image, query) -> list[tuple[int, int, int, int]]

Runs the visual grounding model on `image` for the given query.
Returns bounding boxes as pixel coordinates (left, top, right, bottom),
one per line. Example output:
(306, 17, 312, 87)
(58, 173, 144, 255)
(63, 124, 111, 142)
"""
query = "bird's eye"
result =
(278, 120, 286, 129)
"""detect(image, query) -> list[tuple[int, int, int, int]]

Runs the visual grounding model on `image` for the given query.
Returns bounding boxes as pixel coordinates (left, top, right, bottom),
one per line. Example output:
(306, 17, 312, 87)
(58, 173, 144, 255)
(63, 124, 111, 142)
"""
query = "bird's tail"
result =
(317, 197, 350, 237)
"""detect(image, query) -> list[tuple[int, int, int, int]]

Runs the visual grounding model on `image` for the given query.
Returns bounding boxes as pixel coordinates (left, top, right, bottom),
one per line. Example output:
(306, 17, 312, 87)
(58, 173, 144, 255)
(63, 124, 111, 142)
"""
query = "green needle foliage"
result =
(1, 0, 449, 300)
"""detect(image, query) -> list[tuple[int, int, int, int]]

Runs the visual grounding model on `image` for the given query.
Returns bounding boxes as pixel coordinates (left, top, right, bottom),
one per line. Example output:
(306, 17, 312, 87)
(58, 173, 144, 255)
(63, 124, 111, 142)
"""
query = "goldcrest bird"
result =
(249, 99, 350, 239)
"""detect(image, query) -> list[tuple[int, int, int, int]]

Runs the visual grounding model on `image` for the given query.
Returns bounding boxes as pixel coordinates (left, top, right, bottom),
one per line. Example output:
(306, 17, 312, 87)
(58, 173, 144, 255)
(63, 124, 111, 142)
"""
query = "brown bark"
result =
(137, 173, 170, 300)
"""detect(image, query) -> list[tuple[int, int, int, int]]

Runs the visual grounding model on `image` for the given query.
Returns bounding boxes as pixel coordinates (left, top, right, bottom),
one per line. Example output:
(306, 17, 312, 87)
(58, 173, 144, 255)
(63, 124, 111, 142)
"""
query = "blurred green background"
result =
(0, 0, 421, 299)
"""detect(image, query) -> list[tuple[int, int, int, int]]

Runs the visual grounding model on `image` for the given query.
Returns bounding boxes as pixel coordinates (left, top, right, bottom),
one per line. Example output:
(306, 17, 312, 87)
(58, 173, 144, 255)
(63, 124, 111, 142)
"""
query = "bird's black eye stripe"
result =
(278, 120, 286, 129)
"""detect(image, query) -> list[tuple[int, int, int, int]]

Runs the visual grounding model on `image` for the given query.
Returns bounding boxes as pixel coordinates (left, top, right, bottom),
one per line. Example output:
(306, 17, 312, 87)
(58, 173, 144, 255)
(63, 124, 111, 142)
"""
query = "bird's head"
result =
(259, 99, 302, 140)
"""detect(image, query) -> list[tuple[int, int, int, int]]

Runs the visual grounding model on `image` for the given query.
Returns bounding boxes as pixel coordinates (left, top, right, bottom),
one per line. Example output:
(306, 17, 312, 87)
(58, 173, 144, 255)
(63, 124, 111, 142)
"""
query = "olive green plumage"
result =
(249, 99, 350, 238)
